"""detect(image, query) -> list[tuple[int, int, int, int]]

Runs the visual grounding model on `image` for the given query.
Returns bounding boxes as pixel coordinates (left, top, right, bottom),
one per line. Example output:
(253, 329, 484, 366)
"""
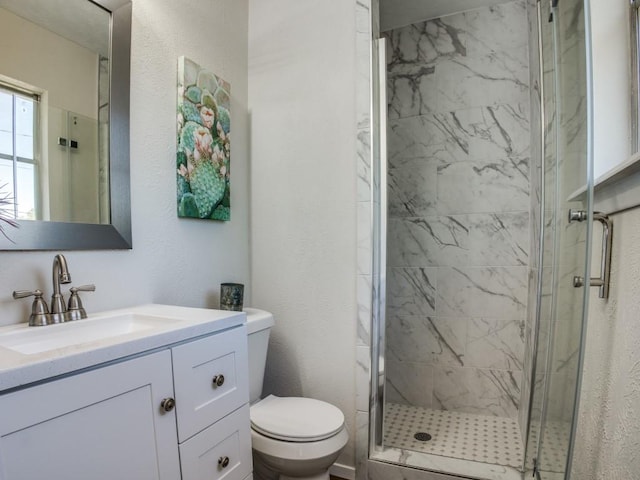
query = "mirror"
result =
(0, 0, 131, 250)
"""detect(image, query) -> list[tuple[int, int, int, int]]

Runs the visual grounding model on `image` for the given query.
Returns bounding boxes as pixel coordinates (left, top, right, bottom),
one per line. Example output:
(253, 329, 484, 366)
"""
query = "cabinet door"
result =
(179, 404, 252, 480)
(0, 350, 180, 480)
(172, 326, 249, 442)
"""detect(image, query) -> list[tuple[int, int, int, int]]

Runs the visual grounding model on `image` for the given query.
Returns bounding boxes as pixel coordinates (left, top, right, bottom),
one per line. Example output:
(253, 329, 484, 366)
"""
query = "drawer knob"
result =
(160, 397, 176, 412)
(218, 456, 230, 469)
(212, 374, 225, 387)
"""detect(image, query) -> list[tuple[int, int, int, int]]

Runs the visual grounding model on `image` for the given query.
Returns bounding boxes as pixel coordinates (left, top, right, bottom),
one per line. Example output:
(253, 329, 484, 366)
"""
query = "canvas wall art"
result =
(176, 56, 231, 221)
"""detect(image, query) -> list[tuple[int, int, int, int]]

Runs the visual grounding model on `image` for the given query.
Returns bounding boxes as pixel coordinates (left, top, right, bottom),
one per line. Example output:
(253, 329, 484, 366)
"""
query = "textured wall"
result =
(248, 0, 357, 468)
(0, 0, 251, 326)
(571, 206, 640, 479)
(383, 0, 530, 419)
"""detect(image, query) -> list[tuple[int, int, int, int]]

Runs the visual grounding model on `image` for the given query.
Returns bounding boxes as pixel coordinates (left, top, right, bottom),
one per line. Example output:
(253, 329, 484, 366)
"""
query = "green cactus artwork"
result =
(177, 56, 231, 221)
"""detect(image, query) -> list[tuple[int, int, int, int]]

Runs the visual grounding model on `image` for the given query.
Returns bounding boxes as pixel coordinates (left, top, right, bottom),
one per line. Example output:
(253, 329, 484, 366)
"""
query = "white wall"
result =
(591, 0, 632, 179)
(0, 0, 250, 326)
(572, 206, 640, 478)
(248, 0, 358, 467)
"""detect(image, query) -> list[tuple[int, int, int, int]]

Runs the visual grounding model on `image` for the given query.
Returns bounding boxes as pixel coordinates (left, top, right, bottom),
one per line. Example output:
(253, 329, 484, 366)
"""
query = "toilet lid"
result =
(250, 395, 345, 442)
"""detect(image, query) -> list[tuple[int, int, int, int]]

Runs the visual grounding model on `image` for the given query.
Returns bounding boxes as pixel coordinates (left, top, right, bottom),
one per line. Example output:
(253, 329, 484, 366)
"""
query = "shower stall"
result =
(361, 0, 594, 479)
(47, 108, 101, 223)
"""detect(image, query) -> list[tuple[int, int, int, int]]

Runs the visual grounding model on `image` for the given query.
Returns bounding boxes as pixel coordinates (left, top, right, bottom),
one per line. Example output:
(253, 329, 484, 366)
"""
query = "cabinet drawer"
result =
(179, 404, 252, 480)
(172, 325, 249, 442)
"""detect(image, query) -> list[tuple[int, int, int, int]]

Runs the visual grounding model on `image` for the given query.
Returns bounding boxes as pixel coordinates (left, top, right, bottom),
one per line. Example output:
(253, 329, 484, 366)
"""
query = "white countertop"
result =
(0, 304, 245, 392)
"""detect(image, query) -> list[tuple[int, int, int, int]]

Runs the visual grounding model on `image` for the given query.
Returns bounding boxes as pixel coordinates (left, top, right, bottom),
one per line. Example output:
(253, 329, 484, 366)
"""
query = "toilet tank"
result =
(244, 308, 275, 404)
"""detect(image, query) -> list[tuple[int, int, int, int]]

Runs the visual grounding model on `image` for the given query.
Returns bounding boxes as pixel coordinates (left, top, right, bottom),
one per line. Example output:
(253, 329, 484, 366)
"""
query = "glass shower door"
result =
(47, 108, 100, 224)
(525, 0, 594, 478)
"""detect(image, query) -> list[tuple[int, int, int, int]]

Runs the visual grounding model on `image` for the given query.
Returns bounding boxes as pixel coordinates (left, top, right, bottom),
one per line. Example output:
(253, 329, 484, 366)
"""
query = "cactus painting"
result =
(177, 56, 231, 221)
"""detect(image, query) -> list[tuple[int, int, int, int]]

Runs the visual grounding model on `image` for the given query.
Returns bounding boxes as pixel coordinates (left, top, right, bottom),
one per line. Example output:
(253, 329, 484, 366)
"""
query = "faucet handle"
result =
(67, 284, 95, 321)
(70, 284, 96, 293)
(12, 289, 51, 326)
(13, 289, 44, 299)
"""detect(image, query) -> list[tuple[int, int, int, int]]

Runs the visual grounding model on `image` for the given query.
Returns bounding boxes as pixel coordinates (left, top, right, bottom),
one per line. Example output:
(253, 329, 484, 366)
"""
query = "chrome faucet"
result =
(12, 253, 95, 326)
(50, 254, 72, 323)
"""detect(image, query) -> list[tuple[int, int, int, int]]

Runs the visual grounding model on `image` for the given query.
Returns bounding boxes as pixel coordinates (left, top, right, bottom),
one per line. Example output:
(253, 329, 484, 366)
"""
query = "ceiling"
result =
(0, 0, 110, 57)
(380, 0, 510, 32)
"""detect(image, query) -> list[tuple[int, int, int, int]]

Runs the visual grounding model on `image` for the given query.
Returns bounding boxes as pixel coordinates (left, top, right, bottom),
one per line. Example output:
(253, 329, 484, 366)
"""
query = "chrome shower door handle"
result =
(569, 210, 613, 299)
(592, 212, 613, 299)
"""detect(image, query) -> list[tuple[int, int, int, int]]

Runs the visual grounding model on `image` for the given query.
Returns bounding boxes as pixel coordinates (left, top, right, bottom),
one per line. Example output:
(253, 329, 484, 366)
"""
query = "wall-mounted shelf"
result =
(568, 152, 640, 214)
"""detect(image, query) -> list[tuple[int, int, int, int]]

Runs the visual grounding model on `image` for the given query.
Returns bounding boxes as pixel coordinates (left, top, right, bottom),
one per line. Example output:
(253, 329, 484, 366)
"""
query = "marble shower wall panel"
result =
(386, 267, 437, 317)
(387, 217, 469, 267)
(437, 159, 530, 215)
(386, 315, 466, 366)
(466, 317, 525, 371)
(358, 129, 372, 203)
(357, 274, 372, 347)
(436, 266, 528, 318)
(386, 358, 435, 408)
(387, 159, 438, 217)
(384, 0, 531, 419)
(388, 214, 529, 268)
(388, 104, 531, 166)
(385, 1, 529, 116)
(468, 213, 529, 266)
(433, 367, 522, 418)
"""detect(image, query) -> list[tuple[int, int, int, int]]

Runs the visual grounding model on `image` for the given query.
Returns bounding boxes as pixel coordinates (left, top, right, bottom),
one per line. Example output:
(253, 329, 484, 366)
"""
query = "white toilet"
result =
(245, 308, 348, 480)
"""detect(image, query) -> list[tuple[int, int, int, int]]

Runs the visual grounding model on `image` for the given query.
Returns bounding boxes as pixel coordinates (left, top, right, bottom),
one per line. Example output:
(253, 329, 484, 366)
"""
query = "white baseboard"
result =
(330, 463, 356, 480)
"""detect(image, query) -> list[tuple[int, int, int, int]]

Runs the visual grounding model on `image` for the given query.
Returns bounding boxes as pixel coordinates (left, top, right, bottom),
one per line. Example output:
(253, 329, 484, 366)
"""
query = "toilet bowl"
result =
(251, 395, 348, 480)
(246, 309, 348, 480)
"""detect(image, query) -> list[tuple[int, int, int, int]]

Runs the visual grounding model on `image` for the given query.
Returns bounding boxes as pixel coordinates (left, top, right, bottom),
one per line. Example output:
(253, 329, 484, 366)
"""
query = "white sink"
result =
(0, 313, 180, 355)
(0, 304, 245, 392)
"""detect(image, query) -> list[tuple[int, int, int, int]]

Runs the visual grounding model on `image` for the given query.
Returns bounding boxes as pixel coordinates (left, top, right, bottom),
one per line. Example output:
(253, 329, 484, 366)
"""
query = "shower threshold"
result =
(375, 403, 524, 480)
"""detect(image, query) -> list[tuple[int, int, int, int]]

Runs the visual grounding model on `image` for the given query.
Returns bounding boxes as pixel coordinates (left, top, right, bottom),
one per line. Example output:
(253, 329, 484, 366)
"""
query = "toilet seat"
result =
(250, 395, 345, 442)
(251, 425, 349, 464)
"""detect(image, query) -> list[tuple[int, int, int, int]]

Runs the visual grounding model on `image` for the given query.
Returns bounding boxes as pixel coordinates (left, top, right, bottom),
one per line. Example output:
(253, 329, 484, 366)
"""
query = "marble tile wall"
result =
(383, 0, 531, 420)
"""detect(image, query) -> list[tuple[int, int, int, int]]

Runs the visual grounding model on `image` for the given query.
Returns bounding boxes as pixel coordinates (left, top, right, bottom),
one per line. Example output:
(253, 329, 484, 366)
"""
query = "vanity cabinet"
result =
(0, 350, 181, 479)
(0, 325, 252, 480)
(172, 327, 252, 480)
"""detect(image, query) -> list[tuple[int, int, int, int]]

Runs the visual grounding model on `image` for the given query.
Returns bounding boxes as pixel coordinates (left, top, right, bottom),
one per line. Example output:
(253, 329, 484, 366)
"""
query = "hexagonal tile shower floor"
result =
(384, 403, 524, 469)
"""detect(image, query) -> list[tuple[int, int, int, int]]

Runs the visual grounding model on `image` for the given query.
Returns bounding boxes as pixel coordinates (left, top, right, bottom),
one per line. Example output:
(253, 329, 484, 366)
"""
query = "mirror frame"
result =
(0, 0, 132, 250)
(631, 0, 640, 155)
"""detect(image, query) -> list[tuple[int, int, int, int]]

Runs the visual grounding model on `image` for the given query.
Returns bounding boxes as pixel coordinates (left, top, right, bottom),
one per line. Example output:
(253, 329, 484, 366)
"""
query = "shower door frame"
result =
(523, 0, 596, 478)
(369, 35, 387, 457)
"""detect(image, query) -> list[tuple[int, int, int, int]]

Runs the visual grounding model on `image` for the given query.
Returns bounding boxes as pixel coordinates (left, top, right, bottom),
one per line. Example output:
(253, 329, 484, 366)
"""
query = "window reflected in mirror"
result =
(0, 86, 37, 220)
